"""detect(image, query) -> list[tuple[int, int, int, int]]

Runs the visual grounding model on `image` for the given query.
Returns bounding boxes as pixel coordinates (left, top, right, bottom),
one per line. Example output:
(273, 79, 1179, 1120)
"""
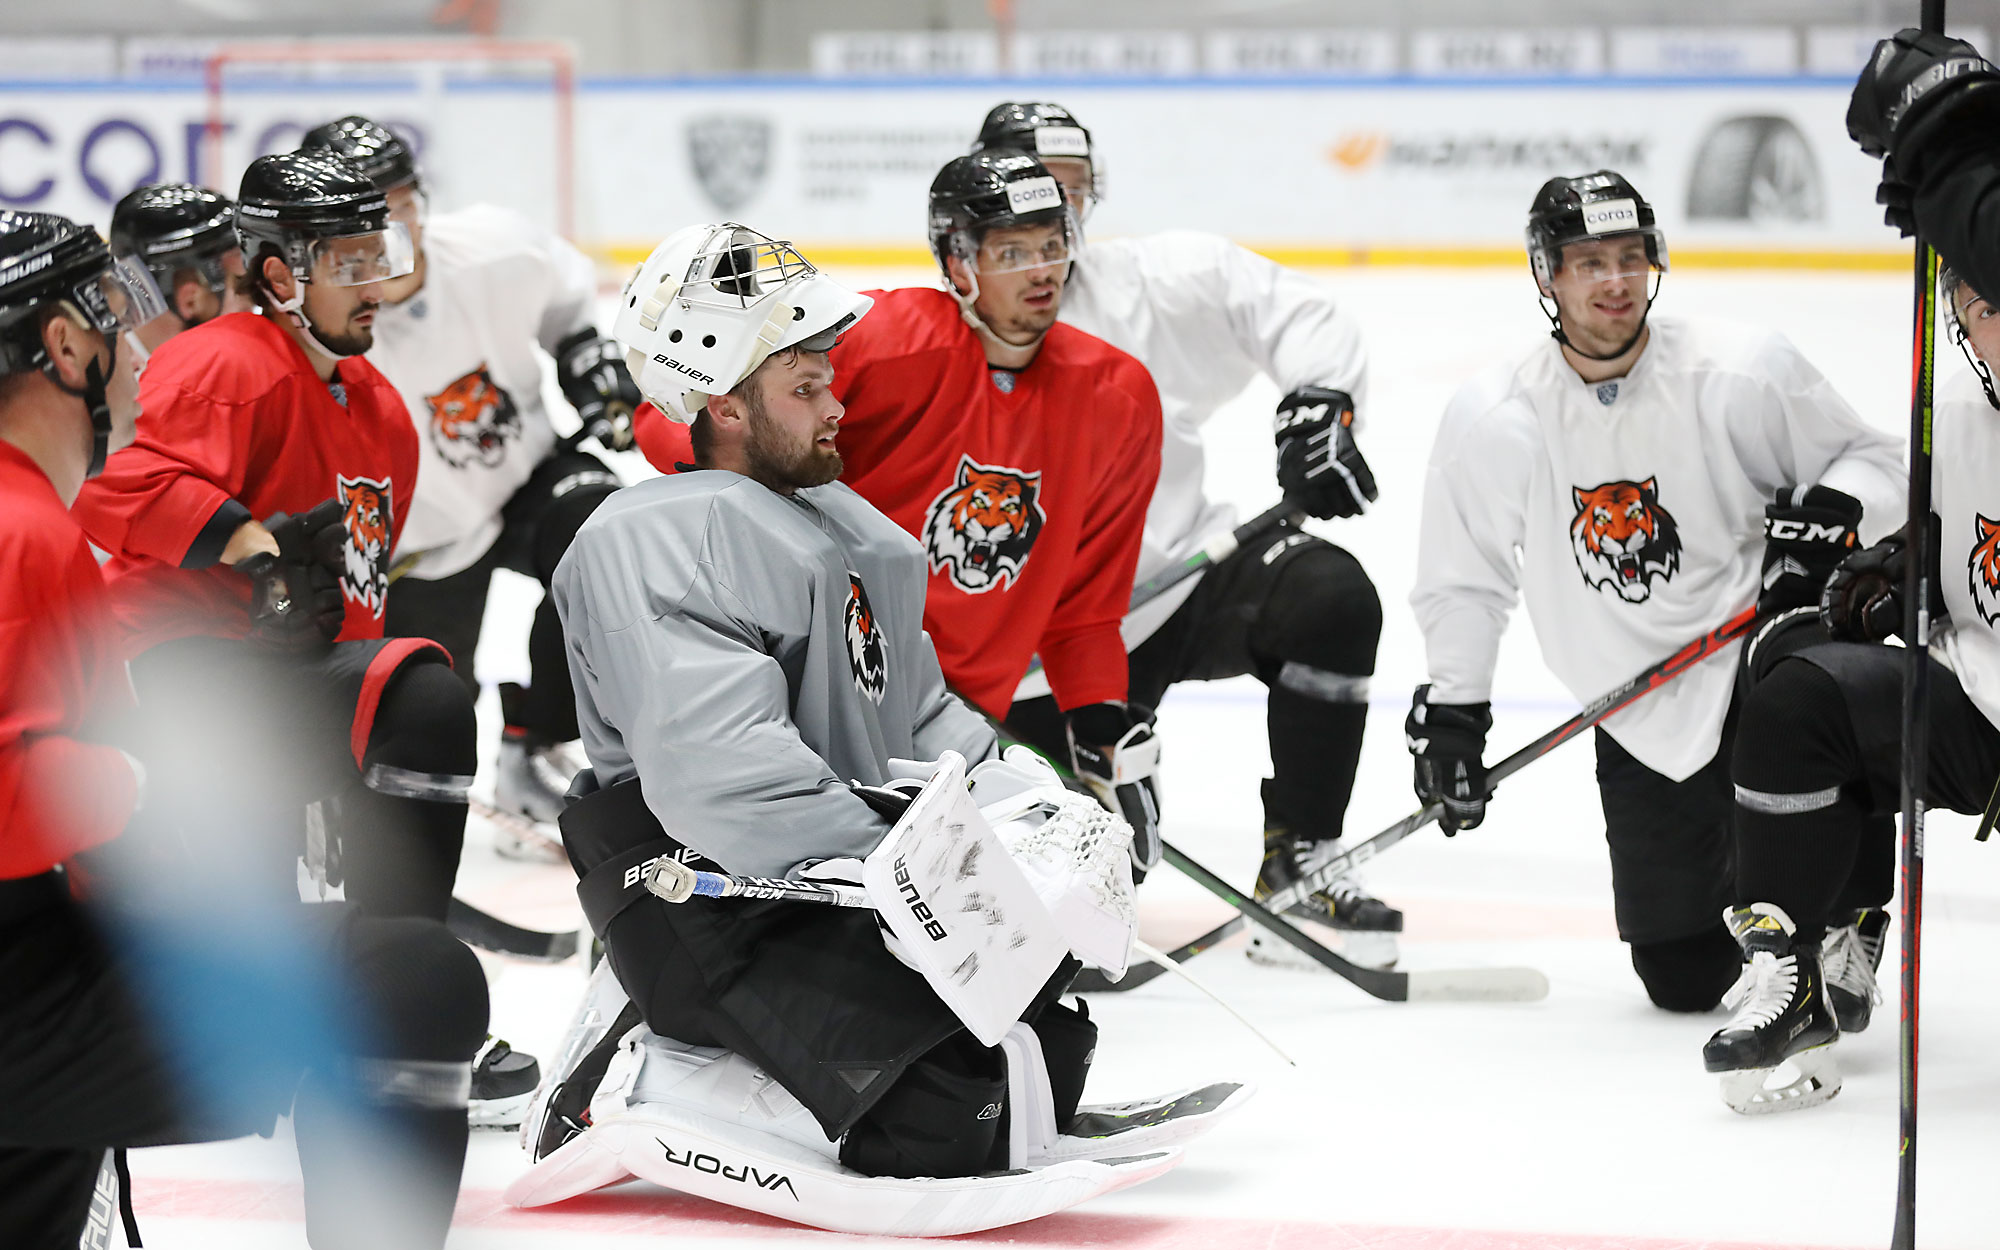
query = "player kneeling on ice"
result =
(1706, 265, 2000, 1113)
(508, 224, 1246, 1236)
(1408, 171, 1904, 1016)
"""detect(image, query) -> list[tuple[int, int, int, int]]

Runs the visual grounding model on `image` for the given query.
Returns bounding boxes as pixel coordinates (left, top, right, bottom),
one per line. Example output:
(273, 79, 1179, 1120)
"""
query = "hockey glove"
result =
(1820, 518, 1949, 644)
(1066, 701, 1162, 871)
(1759, 485, 1863, 616)
(555, 328, 641, 452)
(238, 498, 347, 652)
(1405, 685, 1492, 835)
(1275, 387, 1377, 520)
(1847, 29, 2000, 177)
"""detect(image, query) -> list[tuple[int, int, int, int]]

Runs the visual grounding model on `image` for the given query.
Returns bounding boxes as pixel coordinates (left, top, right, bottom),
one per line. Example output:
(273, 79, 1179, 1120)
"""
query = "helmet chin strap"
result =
(945, 268, 1052, 357)
(1540, 272, 1661, 364)
(272, 283, 362, 359)
(1961, 340, 2000, 411)
(45, 334, 116, 478)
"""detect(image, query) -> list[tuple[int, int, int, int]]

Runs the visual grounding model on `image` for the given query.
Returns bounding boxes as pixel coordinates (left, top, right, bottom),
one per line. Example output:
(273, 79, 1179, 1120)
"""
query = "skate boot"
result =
(470, 1035, 543, 1129)
(1250, 828, 1403, 970)
(1703, 902, 1840, 1115)
(1822, 907, 1887, 1034)
(493, 682, 582, 862)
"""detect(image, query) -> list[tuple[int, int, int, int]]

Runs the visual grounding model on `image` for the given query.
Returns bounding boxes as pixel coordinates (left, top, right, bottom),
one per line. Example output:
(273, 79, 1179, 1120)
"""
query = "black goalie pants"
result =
(1007, 522, 1382, 845)
(385, 450, 619, 744)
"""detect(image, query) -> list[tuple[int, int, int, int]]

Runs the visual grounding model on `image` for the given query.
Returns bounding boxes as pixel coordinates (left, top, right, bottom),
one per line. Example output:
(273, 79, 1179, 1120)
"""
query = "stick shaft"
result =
(1126, 501, 1301, 609)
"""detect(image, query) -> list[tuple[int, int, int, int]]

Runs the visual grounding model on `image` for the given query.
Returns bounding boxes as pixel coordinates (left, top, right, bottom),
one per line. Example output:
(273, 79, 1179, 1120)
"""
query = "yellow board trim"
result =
(590, 241, 1913, 273)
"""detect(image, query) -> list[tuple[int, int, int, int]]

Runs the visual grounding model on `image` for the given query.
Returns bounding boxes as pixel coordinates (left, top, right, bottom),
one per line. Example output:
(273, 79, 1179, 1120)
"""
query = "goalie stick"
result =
(1071, 917, 1245, 993)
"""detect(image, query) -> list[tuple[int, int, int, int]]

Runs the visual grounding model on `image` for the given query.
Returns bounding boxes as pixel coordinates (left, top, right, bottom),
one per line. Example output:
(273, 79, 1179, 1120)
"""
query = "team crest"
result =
(337, 473, 393, 619)
(425, 365, 521, 469)
(1570, 477, 1682, 603)
(1969, 515, 2000, 627)
(922, 455, 1047, 594)
(844, 572, 888, 703)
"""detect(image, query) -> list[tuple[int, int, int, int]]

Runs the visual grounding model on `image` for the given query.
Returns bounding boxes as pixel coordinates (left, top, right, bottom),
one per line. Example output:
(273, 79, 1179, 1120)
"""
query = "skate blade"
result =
(1246, 925, 1399, 971)
(1719, 1044, 1841, 1116)
(469, 1089, 536, 1129)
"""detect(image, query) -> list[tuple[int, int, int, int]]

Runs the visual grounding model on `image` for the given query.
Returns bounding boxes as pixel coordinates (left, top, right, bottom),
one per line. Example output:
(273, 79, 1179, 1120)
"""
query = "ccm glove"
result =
(1760, 485, 1863, 615)
(555, 328, 642, 452)
(1275, 387, 1377, 520)
(238, 497, 347, 652)
(1066, 702, 1162, 871)
(1820, 518, 1949, 643)
(1847, 29, 2000, 174)
(1405, 685, 1492, 835)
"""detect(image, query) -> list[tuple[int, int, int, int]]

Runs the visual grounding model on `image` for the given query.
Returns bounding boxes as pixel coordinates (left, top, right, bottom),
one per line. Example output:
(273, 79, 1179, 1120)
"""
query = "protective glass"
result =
(1551, 231, 1668, 285)
(969, 209, 1081, 276)
(306, 221, 415, 287)
(80, 255, 170, 335)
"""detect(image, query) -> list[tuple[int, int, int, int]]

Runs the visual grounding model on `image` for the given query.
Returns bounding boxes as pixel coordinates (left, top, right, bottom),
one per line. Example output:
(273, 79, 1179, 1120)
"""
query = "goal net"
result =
(202, 39, 577, 243)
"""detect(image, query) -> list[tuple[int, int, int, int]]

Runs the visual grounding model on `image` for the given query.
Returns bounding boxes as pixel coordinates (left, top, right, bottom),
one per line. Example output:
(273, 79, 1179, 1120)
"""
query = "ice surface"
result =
(123, 267, 1999, 1248)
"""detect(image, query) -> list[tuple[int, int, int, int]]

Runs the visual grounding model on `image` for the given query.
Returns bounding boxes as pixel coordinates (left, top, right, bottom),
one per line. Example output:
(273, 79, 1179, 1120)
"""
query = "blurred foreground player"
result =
(0, 209, 488, 1250)
(300, 117, 636, 855)
(1703, 265, 2000, 1113)
(73, 152, 539, 1126)
(109, 182, 253, 353)
(972, 102, 1395, 966)
(511, 225, 1239, 1236)
(1408, 171, 1902, 1013)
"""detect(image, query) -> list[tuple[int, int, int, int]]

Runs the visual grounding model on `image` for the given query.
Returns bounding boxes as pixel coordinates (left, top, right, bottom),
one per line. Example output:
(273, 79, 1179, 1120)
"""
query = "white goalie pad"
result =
(862, 751, 1068, 1047)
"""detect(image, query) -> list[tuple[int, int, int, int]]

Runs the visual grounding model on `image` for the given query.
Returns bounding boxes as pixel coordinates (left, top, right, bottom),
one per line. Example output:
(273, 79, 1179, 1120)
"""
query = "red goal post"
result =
(202, 39, 577, 240)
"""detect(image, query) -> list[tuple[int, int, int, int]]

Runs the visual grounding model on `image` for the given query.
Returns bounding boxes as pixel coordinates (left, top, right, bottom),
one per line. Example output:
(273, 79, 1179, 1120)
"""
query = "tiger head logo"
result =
(922, 456, 1046, 594)
(1571, 477, 1682, 603)
(337, 473, 393, 619)
(425, 365, 521, 469)
(844, 572, 888, 703)
(1970, 514, 2000, 627)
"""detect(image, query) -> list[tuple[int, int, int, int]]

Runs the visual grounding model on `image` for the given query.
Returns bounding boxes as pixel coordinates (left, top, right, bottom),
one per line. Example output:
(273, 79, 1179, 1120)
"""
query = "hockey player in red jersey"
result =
(109, 182, 253, 353)
(0, 209, 489, 1250)
(71, 152, 539, 1126)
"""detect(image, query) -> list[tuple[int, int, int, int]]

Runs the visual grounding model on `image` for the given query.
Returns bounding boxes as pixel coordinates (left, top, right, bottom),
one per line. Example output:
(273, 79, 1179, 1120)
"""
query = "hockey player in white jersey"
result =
(1408, 171, 1904, 1014)
(1703, 265, 2000, 1112)
(298, 116, 639, 859)
(506, 224, 1244, 1235)
(972, 103, 1397, 967)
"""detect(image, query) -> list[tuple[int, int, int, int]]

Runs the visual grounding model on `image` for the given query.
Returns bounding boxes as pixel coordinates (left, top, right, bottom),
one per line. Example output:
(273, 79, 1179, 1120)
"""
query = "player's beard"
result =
(744, 393, 842, 492)
(307, 311, 376, 357)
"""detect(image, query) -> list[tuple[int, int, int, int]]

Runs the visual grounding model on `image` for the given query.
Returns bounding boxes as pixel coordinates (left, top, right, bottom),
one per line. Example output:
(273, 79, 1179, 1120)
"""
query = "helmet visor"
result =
(307, 222, 415, 287)
(964, 207, 1081, 276)
(1547, 230, 1668, 286)
(82, 255, 170, 336)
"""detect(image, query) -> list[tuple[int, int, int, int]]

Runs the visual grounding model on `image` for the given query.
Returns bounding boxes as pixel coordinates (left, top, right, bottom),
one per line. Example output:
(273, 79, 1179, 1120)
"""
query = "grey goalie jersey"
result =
(551, 471, 998, 879)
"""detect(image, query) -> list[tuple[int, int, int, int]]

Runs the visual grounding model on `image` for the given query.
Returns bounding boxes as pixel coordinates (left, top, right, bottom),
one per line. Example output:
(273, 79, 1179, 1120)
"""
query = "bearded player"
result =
(969, 102, 1395, 968)
(298, 117, 638, 859)
(1407, 171, 1903, 1016)
(72, 151, 539, 1126)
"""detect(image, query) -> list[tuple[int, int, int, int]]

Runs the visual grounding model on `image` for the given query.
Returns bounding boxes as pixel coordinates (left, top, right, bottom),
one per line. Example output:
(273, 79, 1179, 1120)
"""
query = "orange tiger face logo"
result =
(845, 571, 888, 703)
(425, 365, 521, 469)
(338, 473, 393, 619)
(1571, 477, 1681, 603)
(1970, 514, 2000, 627)
(922, 456, 1047, 594)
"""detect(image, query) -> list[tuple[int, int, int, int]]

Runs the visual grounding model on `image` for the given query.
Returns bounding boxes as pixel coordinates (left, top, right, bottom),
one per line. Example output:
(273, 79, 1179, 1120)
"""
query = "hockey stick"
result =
(1260, 604, 1765, 919)
(1132, 938, 1295, 1066)
(642, 858, 870, 908)
(1071, 916, 1245, 993)
(447, 897, 584, 963)
(1893, 6, 1947, 1245)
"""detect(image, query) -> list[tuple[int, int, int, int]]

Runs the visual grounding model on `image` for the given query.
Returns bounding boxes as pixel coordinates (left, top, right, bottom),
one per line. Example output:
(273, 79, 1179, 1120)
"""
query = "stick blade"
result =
(1402, 965, 1550, 1003)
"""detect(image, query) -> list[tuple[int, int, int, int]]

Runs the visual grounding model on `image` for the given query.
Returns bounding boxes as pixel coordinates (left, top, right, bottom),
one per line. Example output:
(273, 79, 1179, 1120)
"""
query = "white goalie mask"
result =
(612, 223, 872, 424)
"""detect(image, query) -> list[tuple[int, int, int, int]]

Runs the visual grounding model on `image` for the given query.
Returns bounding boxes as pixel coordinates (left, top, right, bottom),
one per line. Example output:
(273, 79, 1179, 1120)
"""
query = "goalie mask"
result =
(1525, 170, 1669, 362)
(612, 223, 872, 424)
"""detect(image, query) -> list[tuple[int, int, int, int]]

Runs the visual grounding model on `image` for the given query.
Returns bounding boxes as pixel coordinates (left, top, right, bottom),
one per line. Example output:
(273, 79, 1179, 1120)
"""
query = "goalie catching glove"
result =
(1274, 386, 1377, 520)
(236, 497, 347, 652)
(1065, 702, 1161, 870)
(555, 327, 642, 451)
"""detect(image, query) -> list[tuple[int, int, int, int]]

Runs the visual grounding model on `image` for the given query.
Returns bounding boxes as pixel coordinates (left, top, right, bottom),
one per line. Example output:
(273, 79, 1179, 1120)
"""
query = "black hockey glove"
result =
(1066, 701, 1162, 871)
(237, 498, 347, 653)
(1820, 518, 1949, 644)
(1759, 485, 1863, 616)
(555, 328, 641, 452)
(1406, 685, 1491, 835)
(1847, 29, 2000, 177)
(1275, 387, 1377, 520)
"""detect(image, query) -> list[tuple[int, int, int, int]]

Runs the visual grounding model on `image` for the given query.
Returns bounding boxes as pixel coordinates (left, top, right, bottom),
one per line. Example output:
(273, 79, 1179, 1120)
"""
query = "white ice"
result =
(124, 266, 1999, 1249)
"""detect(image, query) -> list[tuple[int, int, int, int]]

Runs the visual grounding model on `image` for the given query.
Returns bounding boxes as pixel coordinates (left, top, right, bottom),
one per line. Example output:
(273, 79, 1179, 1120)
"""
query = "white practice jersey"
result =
(1412, 316, 1904, 780)
(1931, 364, 2000, 731)
(1009, 231, 1367, 701)
(367, 204, 599, 579)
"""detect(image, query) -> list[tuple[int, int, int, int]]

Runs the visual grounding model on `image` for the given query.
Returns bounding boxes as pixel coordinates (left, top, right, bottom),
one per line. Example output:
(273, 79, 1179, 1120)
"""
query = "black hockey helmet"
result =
(298, 115, 420, 194)
(110, 182, 239, 307)
(0, 211, 166, 474)
(972, 102, 1099, 209)
(235, 152, 411, 287)
(1524, 170, 1668, 292)
(927, 149, 1072, 273)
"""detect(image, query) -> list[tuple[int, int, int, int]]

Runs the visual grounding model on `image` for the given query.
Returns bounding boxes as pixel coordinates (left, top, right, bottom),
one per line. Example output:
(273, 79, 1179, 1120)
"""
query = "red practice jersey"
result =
(0, 442, 139, 878)
(75, 312, 416, 656)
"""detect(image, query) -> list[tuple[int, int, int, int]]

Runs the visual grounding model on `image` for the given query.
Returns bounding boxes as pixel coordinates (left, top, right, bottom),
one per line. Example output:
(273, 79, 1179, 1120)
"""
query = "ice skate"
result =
(469, 1035, 542, 1129)
(492, 711, 582, 864)
(1703, 903, 1840, 1115)
(1822, 907, 1886, 1034)
(1251, 828, 1403, 969)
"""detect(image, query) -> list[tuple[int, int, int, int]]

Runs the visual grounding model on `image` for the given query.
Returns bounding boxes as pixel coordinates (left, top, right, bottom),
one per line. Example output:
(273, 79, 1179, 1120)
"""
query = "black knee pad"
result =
(365, 659, 478, 782)
(839, 1032, 1005, 1180)
(1252, 543, 1382, 679)
(1630, 926, 1742, 1013)
(1032, 999, 1096, 1127)
(340, 916, 489, 1061)
(530, 467, 619, 586)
